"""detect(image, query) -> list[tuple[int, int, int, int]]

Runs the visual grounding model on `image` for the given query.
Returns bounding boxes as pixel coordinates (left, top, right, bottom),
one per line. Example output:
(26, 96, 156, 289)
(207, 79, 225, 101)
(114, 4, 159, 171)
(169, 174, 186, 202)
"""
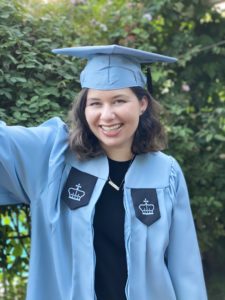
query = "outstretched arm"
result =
(0, 117, 68, 205)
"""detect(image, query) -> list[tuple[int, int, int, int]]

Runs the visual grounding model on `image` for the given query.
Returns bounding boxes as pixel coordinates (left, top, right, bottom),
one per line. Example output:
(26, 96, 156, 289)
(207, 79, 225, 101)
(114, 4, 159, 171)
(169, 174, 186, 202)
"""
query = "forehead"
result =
(87, 88, 135, 99)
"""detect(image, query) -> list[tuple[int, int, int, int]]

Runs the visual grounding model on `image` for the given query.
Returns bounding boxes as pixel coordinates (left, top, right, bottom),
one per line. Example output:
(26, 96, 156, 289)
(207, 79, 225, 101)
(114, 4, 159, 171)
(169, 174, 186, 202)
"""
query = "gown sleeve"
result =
(0, 117, 68, 206)
(167, 158, 208, 300)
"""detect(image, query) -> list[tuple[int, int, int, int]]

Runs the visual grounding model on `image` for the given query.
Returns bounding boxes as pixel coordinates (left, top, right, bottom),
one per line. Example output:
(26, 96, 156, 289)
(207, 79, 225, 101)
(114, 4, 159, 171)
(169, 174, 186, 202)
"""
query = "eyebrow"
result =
(87, 94, 129, 101)
(112, 94, 129, 99)
(86, 97, 101, 101)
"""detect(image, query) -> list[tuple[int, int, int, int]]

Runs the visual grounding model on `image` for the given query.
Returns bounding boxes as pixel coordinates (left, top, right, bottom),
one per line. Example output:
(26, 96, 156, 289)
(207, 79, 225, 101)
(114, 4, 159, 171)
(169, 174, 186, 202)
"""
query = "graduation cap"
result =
(52, 44, 177, 94)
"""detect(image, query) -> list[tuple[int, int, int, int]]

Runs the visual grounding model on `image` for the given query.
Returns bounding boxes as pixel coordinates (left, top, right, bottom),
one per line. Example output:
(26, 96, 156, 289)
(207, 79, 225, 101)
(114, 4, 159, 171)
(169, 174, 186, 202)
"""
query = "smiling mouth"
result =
(100, 124, 122, 132)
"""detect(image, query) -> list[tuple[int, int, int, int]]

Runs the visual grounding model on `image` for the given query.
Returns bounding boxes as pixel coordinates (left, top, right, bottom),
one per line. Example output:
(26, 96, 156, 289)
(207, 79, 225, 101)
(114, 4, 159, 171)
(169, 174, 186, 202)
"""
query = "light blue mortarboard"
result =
(52, 45, 177, 90)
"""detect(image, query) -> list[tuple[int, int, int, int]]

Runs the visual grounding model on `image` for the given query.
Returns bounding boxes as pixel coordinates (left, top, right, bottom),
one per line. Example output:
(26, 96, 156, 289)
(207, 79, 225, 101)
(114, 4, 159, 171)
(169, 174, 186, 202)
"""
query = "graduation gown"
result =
(0, 117, 208, 300)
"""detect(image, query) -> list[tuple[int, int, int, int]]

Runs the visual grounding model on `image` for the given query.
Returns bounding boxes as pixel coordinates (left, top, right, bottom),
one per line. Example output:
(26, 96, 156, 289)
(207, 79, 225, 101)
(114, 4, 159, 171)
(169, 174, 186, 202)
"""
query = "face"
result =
(85, 88, 148, 160)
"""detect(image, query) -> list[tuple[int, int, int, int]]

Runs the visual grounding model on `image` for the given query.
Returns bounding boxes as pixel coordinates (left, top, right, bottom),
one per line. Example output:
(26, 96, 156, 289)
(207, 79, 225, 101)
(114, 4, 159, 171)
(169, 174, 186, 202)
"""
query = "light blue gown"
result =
(0, 117, 208, 300)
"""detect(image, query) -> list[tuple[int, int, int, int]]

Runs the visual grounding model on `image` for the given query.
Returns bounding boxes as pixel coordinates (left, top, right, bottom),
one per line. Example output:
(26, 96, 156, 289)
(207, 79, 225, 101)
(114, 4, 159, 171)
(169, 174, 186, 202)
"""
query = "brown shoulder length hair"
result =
(68, 87, 167, 160)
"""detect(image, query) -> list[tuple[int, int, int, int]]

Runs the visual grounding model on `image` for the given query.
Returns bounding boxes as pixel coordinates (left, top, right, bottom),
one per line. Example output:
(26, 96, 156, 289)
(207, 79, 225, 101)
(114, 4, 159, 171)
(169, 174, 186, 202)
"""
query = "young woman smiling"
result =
(0, 45, 208, 300)
(85, 88, 147, 161)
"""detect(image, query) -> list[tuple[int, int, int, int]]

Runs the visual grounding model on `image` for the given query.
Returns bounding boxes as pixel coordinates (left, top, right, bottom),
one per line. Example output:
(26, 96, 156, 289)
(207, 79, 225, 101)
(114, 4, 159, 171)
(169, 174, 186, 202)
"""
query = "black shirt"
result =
(93, 158, 132, 300)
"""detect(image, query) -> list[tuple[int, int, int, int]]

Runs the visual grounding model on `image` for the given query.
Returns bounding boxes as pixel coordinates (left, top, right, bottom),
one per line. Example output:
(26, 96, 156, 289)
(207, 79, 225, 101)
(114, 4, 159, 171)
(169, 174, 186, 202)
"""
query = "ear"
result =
(139, 96, 148, 114)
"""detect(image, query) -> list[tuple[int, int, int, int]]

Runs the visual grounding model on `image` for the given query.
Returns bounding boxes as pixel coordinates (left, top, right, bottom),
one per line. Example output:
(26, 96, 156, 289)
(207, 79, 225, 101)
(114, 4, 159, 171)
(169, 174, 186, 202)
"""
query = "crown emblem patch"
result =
(62, 167, 97, 210)
(139, 199, 154, 215)
(68, 184, 85, 201)
(131, 188, 160, 226)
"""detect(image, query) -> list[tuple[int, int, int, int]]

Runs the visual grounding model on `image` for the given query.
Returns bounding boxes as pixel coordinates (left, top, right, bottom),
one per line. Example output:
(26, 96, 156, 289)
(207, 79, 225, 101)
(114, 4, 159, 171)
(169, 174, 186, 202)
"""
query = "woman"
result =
(0, 45, 207, 300)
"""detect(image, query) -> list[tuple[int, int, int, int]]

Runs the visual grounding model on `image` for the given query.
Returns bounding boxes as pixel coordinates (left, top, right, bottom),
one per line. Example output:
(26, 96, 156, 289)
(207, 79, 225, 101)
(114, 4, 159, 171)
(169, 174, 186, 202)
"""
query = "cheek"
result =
(129, 110, 141, 125)
(85, 109, 97, 129)
(84, 109, 92, 124)
(125, 114, 140, 135)
(133, 112, 142, 132)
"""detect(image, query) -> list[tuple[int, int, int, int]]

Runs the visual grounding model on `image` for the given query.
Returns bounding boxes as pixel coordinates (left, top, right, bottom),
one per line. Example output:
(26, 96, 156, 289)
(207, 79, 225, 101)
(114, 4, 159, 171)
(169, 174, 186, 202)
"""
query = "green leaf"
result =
(10, 77, 27, 83)
(215, 134, 225, 142)
(2, 216, 11, 225)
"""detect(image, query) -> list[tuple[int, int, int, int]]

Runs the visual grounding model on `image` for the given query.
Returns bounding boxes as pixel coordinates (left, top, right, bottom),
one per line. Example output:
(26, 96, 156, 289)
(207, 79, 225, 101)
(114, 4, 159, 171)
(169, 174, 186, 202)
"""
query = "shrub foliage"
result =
(0, 0, 225, 298)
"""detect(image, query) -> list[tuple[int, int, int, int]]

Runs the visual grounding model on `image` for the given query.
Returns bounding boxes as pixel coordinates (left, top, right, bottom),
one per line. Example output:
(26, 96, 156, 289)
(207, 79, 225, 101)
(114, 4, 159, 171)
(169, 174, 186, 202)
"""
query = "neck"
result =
(105, 149, 134, 162)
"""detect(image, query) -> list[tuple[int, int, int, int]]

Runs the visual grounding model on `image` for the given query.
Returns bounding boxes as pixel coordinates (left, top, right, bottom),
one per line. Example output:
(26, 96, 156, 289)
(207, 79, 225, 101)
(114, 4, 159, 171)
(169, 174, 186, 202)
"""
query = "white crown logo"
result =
(139, 199, 154, 215)
(68, 183, 85, 201)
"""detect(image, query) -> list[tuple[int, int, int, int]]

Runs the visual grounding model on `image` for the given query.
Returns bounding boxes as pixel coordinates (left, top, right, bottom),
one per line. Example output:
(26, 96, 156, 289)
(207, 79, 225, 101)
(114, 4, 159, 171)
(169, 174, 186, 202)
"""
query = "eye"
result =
(114, 99, 127, 104)
(87, 101, 102, 107)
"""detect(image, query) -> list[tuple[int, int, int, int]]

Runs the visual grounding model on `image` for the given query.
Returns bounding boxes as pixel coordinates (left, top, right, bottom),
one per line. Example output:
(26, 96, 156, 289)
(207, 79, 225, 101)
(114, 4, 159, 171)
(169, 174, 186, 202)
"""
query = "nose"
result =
(100, 104, 115, 121)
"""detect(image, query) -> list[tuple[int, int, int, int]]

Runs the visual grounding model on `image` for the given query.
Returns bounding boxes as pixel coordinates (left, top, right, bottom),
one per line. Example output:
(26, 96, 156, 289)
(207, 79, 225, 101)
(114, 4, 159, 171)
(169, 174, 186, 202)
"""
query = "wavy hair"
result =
(68, 87, 167, 160)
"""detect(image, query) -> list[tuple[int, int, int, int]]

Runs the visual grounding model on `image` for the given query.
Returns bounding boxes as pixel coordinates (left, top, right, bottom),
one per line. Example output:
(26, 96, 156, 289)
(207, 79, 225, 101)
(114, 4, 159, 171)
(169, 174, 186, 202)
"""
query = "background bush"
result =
(0, 0, 225, 299)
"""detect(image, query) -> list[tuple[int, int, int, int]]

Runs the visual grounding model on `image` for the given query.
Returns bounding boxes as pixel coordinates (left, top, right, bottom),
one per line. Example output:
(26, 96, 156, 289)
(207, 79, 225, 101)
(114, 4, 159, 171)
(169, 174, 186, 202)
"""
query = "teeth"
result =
(101, 124, 121, 131)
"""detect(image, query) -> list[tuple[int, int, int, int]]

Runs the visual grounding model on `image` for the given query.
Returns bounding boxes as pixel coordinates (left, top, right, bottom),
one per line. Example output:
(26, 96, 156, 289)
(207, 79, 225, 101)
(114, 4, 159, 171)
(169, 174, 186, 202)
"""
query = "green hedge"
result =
(0, 0, 225, 298)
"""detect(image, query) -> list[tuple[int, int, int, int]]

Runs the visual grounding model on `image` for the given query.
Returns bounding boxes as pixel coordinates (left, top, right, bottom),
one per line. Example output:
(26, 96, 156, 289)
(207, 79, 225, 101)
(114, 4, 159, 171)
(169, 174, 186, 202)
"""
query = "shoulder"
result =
(0, 117, 69, 152)
(37, 117, 69, 140)
(39, 116, 67, 129)
(134, 151, 183, 188)
(145, 151, 182, 171)
(0, 116, 68, 138)
(30, 117, 68, 135)
(0, 116, 67, 129)
(138, 151, 177, 174)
